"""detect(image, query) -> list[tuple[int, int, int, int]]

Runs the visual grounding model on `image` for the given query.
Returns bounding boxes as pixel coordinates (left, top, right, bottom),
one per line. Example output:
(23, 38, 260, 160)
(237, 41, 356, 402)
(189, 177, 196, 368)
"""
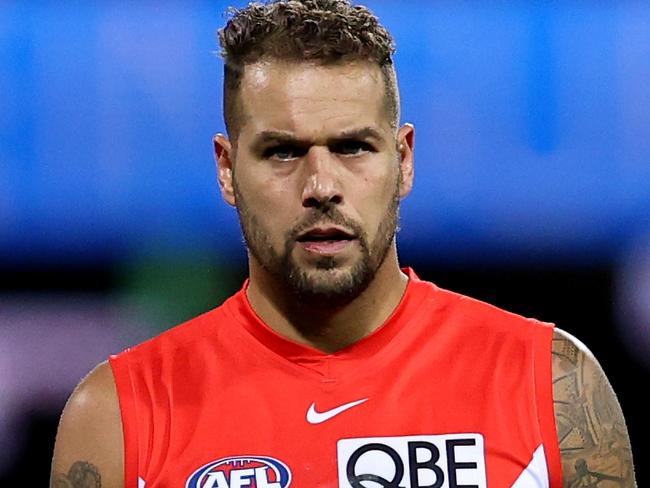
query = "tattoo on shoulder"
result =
(552, 333, 637, 487)
(53, 461, 102, 488)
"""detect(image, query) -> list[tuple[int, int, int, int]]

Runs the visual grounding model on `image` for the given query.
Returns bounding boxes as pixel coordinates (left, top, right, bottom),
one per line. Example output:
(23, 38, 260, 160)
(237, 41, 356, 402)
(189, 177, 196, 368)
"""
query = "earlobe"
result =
(213, 134, 236, 206)
(397, 123, 415, 198)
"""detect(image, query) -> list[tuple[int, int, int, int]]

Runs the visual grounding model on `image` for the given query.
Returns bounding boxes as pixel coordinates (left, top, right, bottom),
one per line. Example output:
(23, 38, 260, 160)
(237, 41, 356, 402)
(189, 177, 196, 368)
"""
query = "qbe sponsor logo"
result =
(185, 455, 292, 488)
(337, 433, 486, 488)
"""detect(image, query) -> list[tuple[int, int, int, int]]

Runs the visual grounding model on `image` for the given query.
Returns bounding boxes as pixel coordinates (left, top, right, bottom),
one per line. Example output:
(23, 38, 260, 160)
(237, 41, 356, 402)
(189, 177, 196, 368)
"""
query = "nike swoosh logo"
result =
(306, 398, 368, 424)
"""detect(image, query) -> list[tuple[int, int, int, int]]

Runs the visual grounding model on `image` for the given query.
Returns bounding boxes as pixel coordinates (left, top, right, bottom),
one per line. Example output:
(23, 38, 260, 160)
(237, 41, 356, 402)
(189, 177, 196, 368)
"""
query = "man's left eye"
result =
(333, 141, 373, 156)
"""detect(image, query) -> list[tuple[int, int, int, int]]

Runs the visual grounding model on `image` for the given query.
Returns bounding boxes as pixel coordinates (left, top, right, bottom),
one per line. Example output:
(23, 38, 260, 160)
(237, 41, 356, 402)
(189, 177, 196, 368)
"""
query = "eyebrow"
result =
(253, 127, 385, 147)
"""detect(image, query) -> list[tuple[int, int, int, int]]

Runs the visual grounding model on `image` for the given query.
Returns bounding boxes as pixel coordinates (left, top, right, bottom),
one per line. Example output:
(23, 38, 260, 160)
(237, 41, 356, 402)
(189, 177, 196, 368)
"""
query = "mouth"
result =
(296, 227, 358, 256)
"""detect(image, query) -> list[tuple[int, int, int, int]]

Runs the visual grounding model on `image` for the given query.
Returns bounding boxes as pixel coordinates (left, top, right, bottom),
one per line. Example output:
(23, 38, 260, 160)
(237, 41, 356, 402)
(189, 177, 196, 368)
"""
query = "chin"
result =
(285, 259, 373, 305)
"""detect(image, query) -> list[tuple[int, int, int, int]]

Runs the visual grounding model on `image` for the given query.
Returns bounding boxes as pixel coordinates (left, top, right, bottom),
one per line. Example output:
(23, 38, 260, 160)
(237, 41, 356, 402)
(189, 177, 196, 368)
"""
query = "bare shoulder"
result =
(51, 360, 124, 488)
(551, 327, 637, 488)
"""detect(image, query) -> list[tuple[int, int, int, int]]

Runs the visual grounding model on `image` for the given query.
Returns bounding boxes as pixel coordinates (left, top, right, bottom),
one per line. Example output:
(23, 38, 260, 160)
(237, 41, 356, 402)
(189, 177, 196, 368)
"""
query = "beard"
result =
(233, 177, 401, 307)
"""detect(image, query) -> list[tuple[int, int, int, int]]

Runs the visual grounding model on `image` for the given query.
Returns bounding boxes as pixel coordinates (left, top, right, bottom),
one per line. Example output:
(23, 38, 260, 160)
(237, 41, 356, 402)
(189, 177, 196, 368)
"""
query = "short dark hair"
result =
(218, 0, 399, 141)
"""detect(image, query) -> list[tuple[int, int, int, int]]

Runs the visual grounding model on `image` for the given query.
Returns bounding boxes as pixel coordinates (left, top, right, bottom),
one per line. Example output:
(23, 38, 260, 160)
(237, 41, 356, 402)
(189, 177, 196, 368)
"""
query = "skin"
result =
(215, 60, 414, 351)
(51, 362, 122, 488)
(50, 60, 636, 487)
(552, 329, 637, 487)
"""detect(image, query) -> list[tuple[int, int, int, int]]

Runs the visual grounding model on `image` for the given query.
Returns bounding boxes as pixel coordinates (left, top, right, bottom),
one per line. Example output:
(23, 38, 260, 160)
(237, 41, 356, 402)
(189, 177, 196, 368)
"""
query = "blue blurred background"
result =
(1, 0, 648, 484)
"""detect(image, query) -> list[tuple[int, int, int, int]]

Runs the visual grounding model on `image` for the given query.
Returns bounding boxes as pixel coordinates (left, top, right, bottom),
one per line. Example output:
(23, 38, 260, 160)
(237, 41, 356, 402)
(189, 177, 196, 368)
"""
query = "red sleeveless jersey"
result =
(109, 269, 563, 488)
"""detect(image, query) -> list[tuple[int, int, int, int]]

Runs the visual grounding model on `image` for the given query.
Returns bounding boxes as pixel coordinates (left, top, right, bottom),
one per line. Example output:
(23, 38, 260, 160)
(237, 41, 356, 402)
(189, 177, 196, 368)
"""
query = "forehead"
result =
(237, 60, 389, 139)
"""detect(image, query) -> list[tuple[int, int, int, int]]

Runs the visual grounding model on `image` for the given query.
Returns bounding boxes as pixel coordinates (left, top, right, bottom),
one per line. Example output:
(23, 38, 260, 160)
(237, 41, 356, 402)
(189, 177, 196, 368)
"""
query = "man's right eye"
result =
(262, 145, 305, 161)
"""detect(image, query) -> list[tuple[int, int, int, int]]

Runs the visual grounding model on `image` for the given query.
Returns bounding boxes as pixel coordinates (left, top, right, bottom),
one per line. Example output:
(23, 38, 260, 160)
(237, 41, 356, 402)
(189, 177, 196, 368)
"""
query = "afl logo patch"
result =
(186, 455, 292, 488)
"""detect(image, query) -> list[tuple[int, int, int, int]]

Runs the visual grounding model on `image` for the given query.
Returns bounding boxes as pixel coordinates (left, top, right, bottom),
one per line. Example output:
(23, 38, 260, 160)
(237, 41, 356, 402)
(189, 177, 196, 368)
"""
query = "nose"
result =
(301, 147, 343, 209)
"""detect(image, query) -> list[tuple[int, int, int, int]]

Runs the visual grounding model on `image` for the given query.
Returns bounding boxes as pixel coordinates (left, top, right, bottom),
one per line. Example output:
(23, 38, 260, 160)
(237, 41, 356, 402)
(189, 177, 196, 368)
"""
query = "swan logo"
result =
(186, 456, 292, 488)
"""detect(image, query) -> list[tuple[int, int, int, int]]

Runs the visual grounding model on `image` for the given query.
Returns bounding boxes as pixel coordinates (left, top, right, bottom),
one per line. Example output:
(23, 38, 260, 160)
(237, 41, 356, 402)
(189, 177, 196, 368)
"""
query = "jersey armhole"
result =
(532, 321, 564, 488)
(109, 353, 140, 488)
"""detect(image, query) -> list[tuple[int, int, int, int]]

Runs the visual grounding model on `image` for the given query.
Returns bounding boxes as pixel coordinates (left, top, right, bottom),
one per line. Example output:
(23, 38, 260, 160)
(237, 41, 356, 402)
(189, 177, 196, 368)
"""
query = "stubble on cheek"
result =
(232, 170, 401, 303)
(233, 181, 286, 276)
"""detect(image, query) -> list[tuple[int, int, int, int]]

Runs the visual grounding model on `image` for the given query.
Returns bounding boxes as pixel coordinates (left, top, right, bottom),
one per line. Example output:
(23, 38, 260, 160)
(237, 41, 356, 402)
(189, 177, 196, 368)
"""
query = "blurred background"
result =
(1, 0, 648, 484)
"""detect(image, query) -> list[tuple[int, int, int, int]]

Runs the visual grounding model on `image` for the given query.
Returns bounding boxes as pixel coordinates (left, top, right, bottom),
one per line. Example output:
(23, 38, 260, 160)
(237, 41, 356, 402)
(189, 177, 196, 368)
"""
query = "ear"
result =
(213, 133, 236, 206)
(396, 123, 415, 198)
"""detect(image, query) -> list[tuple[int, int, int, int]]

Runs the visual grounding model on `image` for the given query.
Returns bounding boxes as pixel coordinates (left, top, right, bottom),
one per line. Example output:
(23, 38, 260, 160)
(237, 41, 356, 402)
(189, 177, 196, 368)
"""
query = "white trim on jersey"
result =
(511, 444, 550, 488)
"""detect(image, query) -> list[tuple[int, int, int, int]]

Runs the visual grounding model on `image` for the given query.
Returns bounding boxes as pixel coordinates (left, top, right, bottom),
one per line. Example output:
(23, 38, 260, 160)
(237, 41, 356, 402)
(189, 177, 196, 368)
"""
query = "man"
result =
(51, 1, 636, 487)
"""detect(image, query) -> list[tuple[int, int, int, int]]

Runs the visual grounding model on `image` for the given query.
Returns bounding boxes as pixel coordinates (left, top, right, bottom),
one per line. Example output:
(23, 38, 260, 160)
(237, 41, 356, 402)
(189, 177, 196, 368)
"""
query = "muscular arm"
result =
(51, 361, 124, 488)
(552, 328, 637, 488)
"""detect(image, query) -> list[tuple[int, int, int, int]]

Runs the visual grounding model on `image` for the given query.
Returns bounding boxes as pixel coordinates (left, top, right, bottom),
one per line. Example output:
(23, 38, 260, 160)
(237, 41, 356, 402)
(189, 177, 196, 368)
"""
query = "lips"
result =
(296, 227, 357, 255)
(296, 227, 356, 242)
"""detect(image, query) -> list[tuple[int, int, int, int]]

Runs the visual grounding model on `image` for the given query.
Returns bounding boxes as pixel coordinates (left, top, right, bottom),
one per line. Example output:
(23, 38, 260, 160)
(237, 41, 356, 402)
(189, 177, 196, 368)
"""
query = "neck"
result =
(246, 245, 409, 353)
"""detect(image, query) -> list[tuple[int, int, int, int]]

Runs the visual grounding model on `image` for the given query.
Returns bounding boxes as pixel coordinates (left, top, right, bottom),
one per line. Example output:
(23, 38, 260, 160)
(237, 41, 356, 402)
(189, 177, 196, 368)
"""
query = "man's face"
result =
(217, 60, 413, 304)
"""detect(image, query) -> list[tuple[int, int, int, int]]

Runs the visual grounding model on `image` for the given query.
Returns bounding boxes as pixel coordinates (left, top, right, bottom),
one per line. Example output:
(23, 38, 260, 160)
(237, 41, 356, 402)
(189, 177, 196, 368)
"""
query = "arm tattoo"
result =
(552, 332, 637, 487)
(52, 461, 102, 488)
